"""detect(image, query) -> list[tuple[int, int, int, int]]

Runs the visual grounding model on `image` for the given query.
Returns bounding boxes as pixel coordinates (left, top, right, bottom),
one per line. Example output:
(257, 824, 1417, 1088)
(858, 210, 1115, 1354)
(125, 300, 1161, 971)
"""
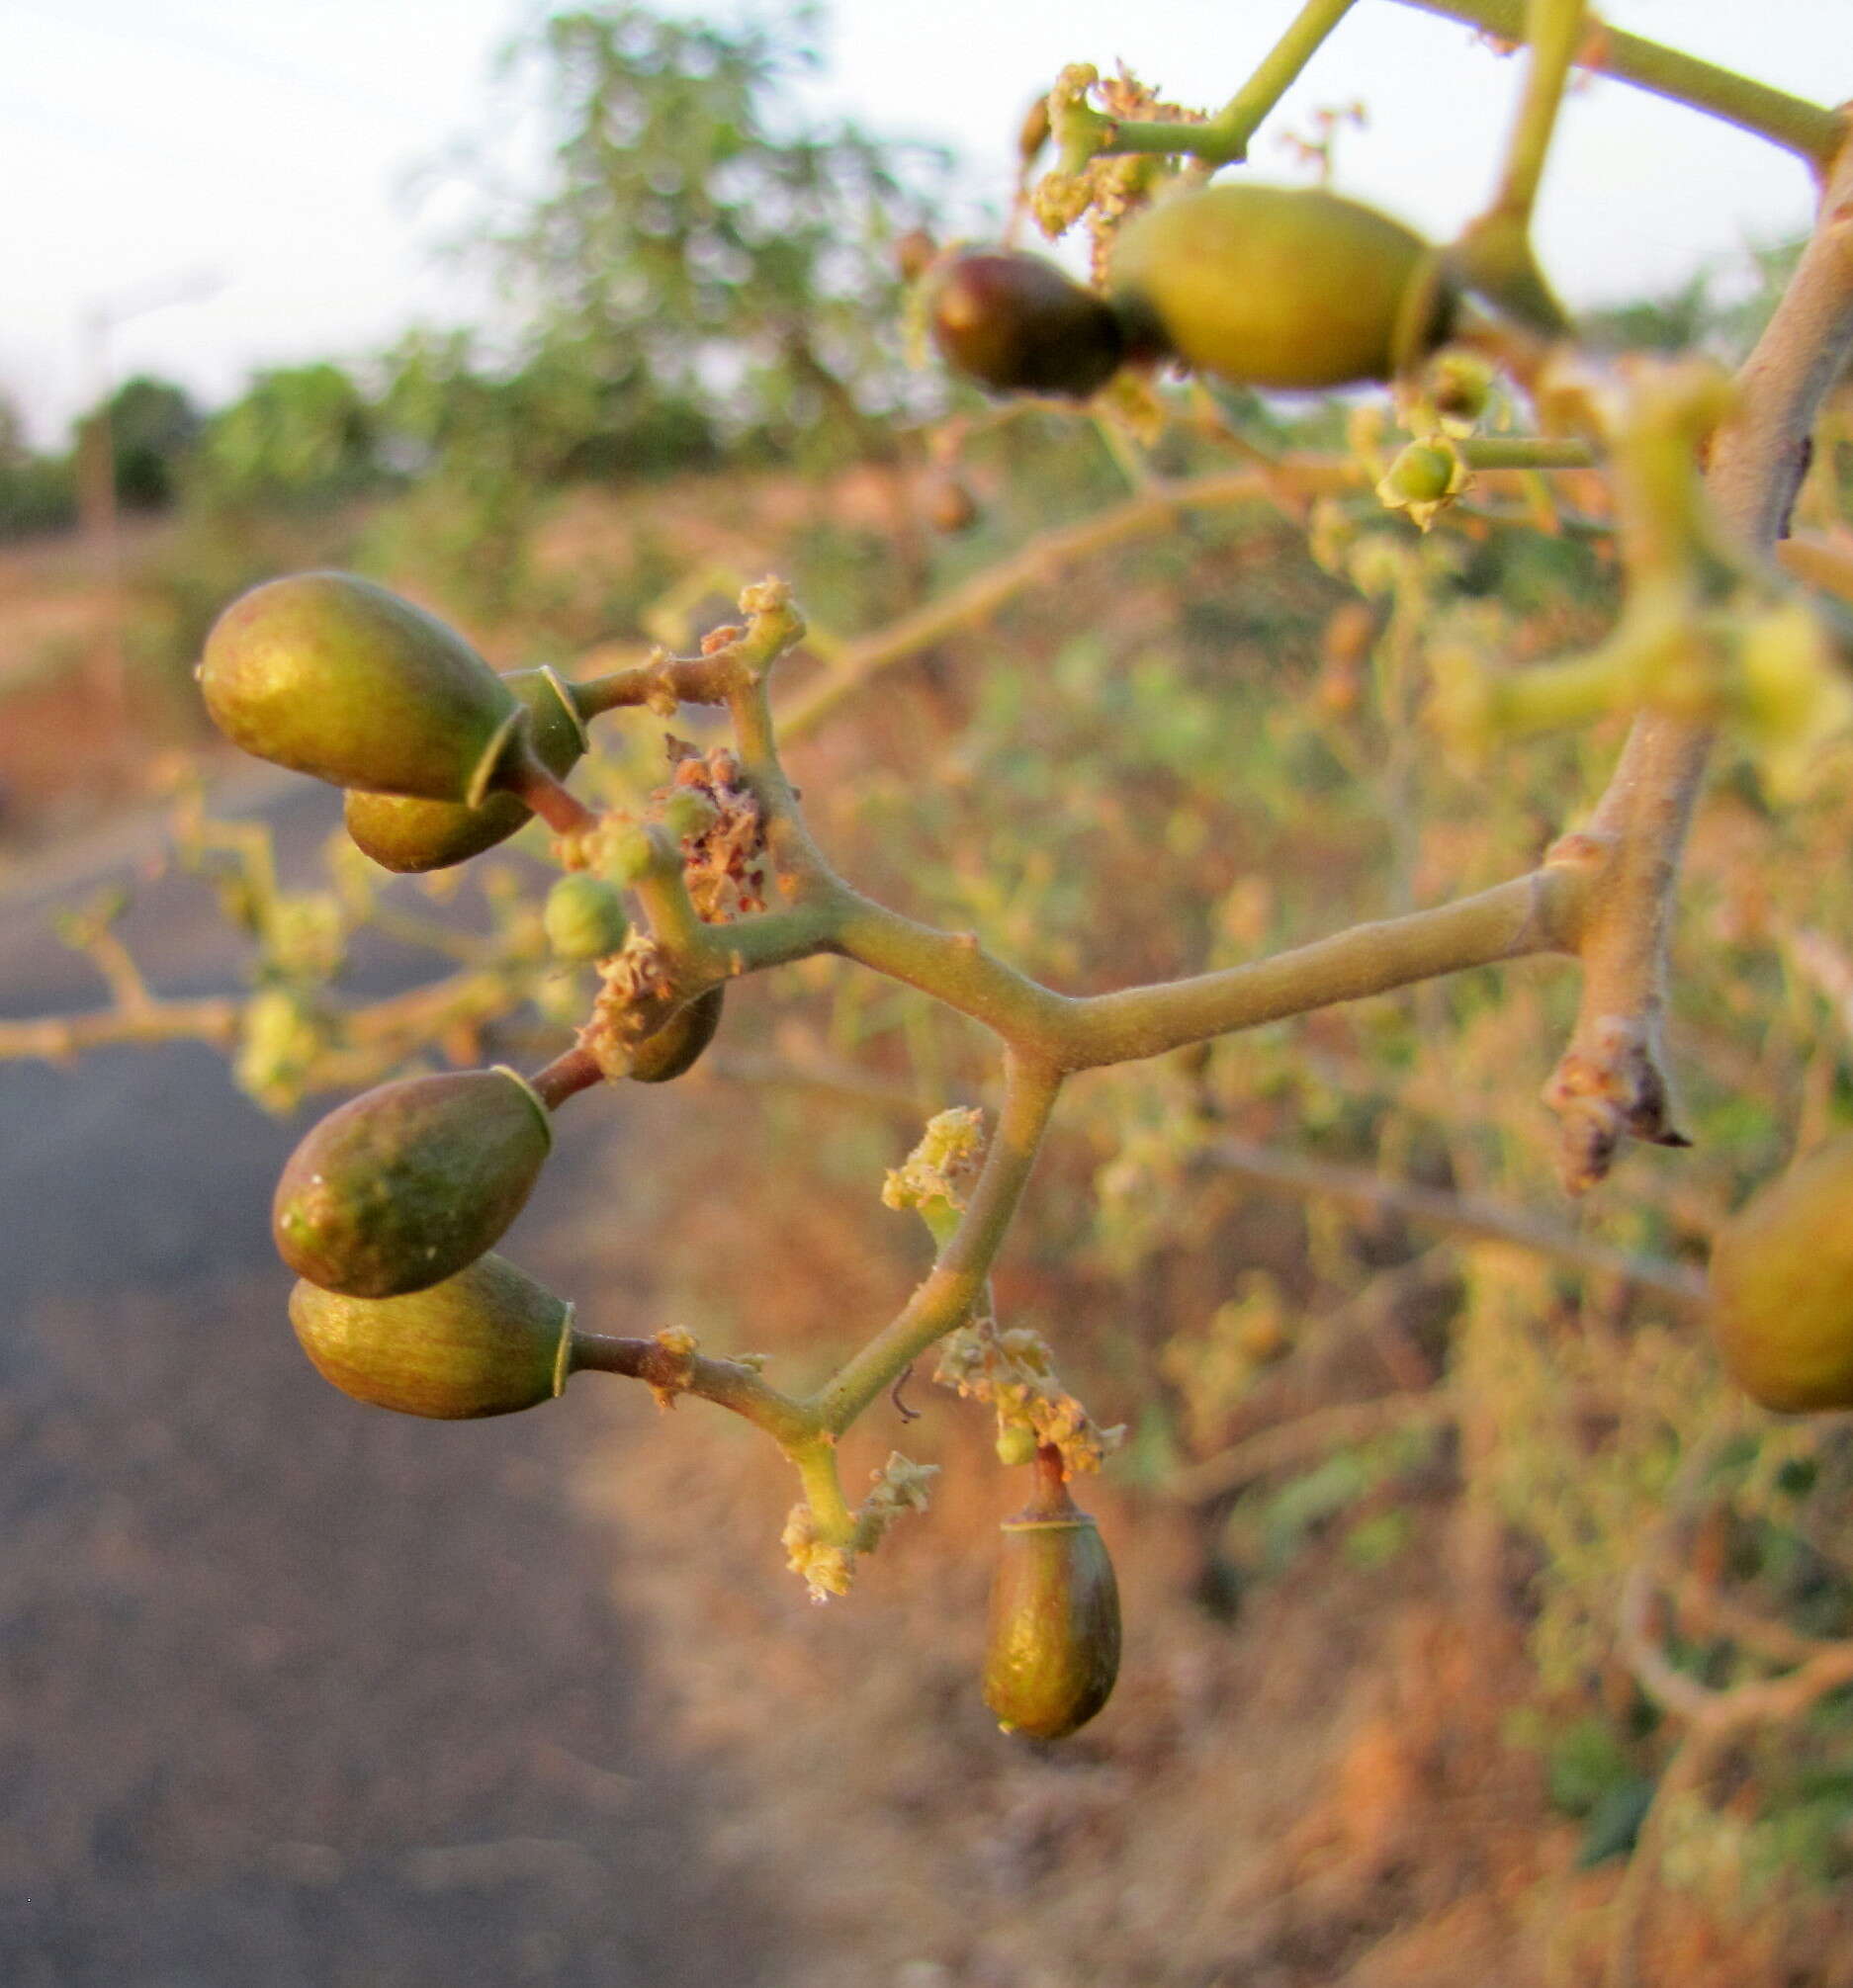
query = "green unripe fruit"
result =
(274, 1066, 553, 1298)
(344, 667, 589, 874)
(930, 251, 1125, 398)
(290, 1253, 574, 1419)
(544, 875, 629, 962)
(982, 1477, 1121, 1741)
(1109, 183, 1453, 391)
(1709, 1136, 1853, 1412)
(630, 986, 725, 1083)
(199, 572, 523, 803)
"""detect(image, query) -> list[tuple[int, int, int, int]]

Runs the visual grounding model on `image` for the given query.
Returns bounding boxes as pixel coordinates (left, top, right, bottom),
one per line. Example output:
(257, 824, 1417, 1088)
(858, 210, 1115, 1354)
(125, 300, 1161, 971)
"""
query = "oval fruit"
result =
(630, 986, 724, 1083)
(930, 251, 1124, 398)
(1709, 1136, 1853, 1412)
(1109, 183, 1452, 391)
(983, 1477, 1121, 1741)
(290, 1253, 574, 1419)
(345, 667, 589, 873)
(199, 571, 521, 802)
(274, 1066, 553, 1298)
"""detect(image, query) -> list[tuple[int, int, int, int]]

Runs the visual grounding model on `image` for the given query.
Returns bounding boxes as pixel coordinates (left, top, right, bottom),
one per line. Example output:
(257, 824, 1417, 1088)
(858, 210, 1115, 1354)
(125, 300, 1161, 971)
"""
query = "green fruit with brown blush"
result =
(630, 986, 725, 1082)
(199, 571, 523, 802)
(930, 251, 1125, 398)
(345, 666, 589, 873)
(274, 1066, 553, 1298)
(982, 1465, 1121, 1741)
(290, 1253, 574, 1419)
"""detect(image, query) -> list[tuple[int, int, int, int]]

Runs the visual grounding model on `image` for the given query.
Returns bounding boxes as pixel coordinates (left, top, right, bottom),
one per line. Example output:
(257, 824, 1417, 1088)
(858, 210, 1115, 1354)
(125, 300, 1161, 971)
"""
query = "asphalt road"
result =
(0, 780, 777, 1988)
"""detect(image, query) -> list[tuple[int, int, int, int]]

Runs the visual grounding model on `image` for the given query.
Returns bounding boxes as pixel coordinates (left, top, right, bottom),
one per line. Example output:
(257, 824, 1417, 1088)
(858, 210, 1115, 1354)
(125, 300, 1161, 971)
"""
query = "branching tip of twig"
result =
(1542, 1013, 1691, 1195)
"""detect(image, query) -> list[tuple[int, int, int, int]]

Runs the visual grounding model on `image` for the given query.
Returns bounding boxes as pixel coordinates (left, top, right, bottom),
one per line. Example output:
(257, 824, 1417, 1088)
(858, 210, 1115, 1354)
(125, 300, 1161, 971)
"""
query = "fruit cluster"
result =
(199, 568, 1121, 1740)
(926, 183, 1453, 400)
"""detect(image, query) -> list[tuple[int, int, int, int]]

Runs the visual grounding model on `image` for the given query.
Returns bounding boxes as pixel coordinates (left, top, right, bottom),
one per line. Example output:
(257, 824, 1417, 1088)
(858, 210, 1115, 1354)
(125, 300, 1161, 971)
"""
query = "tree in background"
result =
(461, 2, 947, 465)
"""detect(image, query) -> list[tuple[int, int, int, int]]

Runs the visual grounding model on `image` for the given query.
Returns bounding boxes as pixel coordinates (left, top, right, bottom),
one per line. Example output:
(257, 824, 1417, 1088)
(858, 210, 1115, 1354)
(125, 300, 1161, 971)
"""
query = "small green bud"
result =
(274, 1066, 553, 1298)
(290, 1253, 574, 1419)
(930, 252, 1125, 399)
(983, 1476, 1121, 1741)
(235, 987, 324, 1113)
(543, 875, 629, 962)
(1381, 442, 1457, 507)
(199, 572, 522, 803)
(630, 986, 725, 1083)
(659, 789, 720, 843)
(995, 1423, 1039, 1469)
(345, 667, 588, 874)
(263, 892, 346, 981)
(602, 821, 658, 887)
(1426, 351, 1495, 427)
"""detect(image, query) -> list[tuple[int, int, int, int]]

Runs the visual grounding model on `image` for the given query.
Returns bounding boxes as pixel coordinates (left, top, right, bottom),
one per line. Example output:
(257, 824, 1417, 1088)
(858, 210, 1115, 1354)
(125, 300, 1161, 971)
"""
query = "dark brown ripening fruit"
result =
(929, 252, 1124, 399)
(983, 1471, 1121, 1741)
(344, 666, 590, 873)
(629, 986, 725, 1083)
(274, 1066, 553, 1298)
(1709, 1135, 1853, 1413)
(199, 571, 522, 802)
(290, 1253, 574, 1419)
(1110, 183, 1454, 391)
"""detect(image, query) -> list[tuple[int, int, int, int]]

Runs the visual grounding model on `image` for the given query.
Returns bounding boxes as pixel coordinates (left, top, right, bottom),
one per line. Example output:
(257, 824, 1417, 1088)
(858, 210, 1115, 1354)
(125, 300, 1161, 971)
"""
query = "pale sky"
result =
(4, 0, 1843, 447)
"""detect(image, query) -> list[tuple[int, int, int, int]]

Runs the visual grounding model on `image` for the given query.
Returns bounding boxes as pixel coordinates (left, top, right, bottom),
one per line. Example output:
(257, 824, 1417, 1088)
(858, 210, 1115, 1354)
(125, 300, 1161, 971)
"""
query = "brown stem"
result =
(569, 1333, 814, 1448)
(500, 740, 598, 837)
(1196, 1135, 1708, 1313)
(1611, 1466, 1853, 1985)
(528, 1044, 604, 1110)
(775, 461, 1359, 742)
(1168, 1391, 1454, 1505)
(1544, 134, 1853, 1191)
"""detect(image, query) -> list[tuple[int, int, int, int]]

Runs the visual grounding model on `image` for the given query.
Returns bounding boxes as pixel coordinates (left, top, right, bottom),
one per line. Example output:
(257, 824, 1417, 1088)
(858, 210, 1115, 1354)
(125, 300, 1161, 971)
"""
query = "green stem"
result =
(789, 1437, 858, 1545)
(629, 832, 707, 955)
(1391, 0, 1845, 169)
(1458, 436, 1593, 472)
(809, 1051, 1063, 1434)
(1062, 0, 1359, 166)
(1492, 0, 1585, 224)
(1054, 864, 1584, 1068)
